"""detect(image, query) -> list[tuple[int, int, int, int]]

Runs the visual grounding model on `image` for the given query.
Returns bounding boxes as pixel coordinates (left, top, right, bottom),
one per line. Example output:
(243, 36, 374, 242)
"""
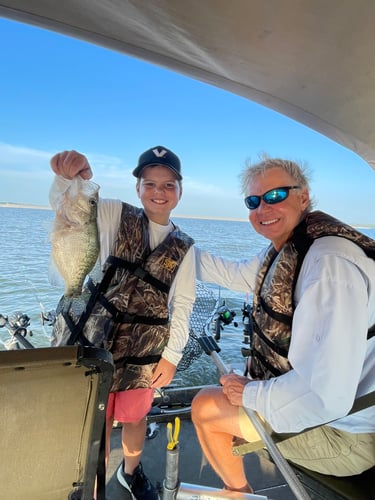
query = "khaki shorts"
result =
(238, 407, 375, 476)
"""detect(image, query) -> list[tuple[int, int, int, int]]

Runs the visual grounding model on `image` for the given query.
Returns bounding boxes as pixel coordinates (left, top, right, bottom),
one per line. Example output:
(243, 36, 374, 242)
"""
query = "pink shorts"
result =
(106, 388, 154, 423)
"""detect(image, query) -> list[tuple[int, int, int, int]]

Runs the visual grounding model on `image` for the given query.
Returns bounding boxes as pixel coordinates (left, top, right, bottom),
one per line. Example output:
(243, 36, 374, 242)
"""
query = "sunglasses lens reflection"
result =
(263, 188, 288, 204)
(244, 187, 294, 210)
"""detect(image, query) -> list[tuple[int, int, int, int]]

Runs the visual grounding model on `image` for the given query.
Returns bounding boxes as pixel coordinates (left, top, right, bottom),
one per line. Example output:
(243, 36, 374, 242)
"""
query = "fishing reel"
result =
(0, 312, 31, 335)
(213, 303, 238, 341)
(0, 312, 34, 350)
(40, 310, 57, 327)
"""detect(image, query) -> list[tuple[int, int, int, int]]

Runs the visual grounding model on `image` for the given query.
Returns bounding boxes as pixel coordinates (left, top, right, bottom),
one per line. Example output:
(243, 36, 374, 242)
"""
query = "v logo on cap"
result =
(152, 148, 168, 158)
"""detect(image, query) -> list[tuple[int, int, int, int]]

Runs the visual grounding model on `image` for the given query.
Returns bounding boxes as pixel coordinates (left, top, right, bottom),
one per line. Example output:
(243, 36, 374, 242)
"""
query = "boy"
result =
(49, 146, 195, 500)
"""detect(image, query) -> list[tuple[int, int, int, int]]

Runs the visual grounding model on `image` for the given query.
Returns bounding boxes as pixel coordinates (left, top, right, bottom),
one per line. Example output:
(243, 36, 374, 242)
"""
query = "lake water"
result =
(0, 206, 374, 385)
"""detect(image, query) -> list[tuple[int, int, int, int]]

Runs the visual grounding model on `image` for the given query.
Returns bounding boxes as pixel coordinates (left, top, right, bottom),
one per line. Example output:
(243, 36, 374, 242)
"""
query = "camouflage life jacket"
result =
(54, 202, 194, 392)
(249, 210, 375, 380)
(106, 203, 194, 391)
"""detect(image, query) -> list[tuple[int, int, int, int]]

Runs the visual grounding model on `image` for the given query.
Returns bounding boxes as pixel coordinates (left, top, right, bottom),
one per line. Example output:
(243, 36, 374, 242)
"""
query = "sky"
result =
(0, 17, 374, 226)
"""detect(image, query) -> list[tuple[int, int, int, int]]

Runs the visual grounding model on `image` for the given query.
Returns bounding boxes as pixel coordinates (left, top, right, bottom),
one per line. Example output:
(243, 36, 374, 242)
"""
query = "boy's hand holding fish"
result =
(51, 150, 93, 180)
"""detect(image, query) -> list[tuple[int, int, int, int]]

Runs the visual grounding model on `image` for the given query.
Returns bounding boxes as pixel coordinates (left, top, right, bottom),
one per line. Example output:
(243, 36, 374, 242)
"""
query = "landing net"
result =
(177, 281, 219, 371)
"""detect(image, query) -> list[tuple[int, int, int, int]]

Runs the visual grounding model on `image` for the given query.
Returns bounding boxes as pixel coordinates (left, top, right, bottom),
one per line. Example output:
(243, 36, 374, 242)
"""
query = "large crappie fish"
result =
(50, 176, 100, 315)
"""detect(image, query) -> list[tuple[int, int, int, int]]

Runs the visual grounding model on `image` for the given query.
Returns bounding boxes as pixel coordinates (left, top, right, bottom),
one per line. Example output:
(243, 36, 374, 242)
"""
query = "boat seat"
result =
(0, 346, 113, 500)
(233, 438, 375, 499)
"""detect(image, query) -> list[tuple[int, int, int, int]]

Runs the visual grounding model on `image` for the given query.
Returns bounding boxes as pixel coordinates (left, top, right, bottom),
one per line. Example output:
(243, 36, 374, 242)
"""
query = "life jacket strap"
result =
(106, 255, 170, 294)
(259, 296, 293, 327)
(250, 348, 284, 378)
(367, 323, 375, 340)
(114, 354, 162, 368)
(252, 320, 289, 358)
(64, 263, 118, 345)
(96, 293, 169, 325)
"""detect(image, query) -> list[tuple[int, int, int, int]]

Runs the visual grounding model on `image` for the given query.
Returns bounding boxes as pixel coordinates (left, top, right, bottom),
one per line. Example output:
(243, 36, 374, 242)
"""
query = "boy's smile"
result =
(137, 165, 182, 225)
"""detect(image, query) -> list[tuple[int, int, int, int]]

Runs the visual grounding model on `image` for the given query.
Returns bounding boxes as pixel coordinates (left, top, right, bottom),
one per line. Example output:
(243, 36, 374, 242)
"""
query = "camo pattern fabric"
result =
(105, 202, 194, 392)
(303, 211, 375, 259)
(51, 286, 119, 349)
(250, 243, 295, 378)
(249, 210, 375, 380)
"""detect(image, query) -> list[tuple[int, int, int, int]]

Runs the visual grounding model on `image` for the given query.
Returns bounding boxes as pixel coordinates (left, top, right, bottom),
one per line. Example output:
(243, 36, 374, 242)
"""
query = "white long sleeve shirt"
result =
(195, 236, 375, 434)
(49, 176, 196, 367)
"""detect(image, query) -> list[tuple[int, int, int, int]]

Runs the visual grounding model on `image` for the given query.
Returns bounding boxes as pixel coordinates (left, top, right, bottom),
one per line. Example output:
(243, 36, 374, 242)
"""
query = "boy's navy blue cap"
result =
(133, 146, 182, 180)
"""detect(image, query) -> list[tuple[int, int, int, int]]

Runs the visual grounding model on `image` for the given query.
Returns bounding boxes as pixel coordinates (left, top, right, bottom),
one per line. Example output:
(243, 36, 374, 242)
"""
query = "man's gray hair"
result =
(240, 155, 315, 211)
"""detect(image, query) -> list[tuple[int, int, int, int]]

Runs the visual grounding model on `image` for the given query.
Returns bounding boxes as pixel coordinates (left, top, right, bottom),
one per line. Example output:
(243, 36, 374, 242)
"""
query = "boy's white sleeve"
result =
(162, 246, 196, 366)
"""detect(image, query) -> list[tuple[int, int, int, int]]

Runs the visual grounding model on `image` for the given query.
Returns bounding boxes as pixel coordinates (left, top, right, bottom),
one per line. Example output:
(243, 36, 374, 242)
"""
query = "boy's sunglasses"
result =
(244, 186, 301, 210)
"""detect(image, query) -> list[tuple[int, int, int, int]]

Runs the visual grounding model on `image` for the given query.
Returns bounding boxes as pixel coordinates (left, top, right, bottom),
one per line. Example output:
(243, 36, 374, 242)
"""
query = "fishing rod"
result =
(22, 273, 54, 342)
(0, 312, 35, 349)
(213, 302, 238, 341)
(160, 297, 271, 499)
(197, 332, 311, 500)
(0, 309, 56, 350)
(148, 296, 238, 423)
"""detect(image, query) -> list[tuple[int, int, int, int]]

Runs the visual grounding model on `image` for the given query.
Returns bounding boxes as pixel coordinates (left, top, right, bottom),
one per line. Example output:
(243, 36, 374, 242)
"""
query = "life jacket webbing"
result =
(250, 349, 283, 378)
(349, 390, 375, 415)
(96, 293, 168, 325)
(114, 354, 162, 368)
(106, 255, 170, 294)
(259, 296, 293, 326)
(263, 390, 375, 445)
(63, 250, 172, 345)
(253, 320, 289, 358)
(367, 323, 375, 340)
(64, 263, 118, 345)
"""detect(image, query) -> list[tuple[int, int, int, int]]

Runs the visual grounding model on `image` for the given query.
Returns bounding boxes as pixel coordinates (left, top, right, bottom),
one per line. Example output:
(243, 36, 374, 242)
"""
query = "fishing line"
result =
(21, 269, 52, 341)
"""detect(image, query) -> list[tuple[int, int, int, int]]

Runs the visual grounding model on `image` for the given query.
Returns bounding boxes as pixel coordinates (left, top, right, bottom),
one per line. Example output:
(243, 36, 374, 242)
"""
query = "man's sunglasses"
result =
(244, 186, 301, 210)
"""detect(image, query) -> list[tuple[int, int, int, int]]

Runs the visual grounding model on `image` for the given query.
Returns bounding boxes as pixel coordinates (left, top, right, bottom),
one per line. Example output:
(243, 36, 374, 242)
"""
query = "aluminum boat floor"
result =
(105, 420, 295, 500)
(105, 419, 374, 499)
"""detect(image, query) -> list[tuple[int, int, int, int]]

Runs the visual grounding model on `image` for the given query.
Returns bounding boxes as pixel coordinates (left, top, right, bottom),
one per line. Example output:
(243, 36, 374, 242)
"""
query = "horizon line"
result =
(0, 202, 249, 222)
(1, 202, 373, 228)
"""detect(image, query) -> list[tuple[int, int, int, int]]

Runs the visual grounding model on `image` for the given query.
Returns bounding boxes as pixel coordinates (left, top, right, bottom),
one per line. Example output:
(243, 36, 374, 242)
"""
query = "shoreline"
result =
(0, 202, 51, 211)
(1, 203, 373, 228)
(0, 203, 248, 222)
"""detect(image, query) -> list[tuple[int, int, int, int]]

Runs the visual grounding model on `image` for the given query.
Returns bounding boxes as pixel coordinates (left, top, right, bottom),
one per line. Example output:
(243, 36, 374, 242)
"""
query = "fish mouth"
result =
(260, 218, 279, 226)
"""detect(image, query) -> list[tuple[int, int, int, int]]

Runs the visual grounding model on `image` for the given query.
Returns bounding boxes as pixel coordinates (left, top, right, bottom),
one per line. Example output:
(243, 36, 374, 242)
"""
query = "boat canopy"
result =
(1, 0, 375, 171)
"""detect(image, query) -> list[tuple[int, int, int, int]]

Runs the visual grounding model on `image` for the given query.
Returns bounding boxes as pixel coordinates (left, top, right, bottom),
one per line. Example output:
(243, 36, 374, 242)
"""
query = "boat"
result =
(0, 1, 374, 499)
(1, 284, 373, 499)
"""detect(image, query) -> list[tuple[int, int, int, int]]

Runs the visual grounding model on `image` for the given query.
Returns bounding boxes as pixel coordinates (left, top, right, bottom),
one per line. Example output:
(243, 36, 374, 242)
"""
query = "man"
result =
(192, 156, 375, 494)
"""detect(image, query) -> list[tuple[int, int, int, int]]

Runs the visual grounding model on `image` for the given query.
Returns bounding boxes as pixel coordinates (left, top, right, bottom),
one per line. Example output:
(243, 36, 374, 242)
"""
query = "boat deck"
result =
(105, 418, 374, 500)
(106, 419, 293, 499)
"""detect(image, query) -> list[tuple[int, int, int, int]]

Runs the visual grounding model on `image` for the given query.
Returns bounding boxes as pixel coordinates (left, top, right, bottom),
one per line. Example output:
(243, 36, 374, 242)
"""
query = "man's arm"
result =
(194, 246, 261, 293)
